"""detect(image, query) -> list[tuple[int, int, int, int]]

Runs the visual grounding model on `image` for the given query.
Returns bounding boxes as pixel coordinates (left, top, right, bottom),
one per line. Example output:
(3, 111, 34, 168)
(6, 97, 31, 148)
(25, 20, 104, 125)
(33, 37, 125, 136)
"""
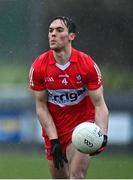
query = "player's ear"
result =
(69, 33, 76, 41)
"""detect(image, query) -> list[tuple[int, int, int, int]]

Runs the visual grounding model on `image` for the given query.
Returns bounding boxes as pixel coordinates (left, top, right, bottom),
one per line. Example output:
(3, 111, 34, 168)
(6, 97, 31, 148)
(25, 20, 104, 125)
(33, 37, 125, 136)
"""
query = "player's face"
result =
(48, 19, 75, 51)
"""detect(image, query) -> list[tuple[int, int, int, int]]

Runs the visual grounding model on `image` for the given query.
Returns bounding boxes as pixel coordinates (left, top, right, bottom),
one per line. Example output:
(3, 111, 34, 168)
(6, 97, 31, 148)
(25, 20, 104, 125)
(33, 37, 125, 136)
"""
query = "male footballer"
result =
(29, 16, 109, 179)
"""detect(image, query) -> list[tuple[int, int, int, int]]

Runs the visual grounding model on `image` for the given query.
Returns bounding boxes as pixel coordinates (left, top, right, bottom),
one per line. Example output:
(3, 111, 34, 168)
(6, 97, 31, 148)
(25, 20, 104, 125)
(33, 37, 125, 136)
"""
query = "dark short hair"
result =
(49, 16, 76, 33)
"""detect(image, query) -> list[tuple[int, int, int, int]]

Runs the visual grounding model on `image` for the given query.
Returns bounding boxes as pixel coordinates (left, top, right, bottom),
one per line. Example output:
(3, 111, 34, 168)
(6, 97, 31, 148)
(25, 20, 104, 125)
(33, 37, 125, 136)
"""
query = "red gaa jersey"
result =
(29, 48, 102, 138)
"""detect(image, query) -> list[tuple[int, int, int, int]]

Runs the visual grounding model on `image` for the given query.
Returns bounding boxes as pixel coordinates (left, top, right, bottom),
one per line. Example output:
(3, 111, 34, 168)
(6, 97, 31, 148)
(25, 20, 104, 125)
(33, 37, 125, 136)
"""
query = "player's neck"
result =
(53, 45, 72, 65)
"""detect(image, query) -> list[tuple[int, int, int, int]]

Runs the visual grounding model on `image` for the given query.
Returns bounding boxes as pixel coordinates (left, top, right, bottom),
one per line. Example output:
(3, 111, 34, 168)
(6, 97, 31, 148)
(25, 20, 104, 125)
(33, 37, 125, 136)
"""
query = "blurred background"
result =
(0, 0, 133, 178)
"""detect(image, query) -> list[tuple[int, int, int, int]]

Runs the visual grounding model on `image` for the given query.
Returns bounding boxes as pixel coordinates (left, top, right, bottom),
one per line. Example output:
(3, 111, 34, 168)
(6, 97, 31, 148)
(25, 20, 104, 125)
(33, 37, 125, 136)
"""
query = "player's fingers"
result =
(63, 154, 68, 163)
(90, 147, 106, 156)
(53, 158, 59, 169)
(59, 158, 64, 168)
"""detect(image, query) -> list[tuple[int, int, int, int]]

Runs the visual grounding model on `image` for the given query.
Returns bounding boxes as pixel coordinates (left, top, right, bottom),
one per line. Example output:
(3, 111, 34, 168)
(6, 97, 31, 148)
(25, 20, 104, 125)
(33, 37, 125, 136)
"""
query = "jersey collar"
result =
(49, 48, 78, 65)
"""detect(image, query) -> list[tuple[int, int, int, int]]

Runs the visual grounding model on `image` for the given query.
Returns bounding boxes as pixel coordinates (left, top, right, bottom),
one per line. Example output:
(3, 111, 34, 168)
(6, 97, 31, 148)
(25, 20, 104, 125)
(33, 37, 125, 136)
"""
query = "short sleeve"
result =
(87, 57, 102, 90)
(29, 57, 46, 91)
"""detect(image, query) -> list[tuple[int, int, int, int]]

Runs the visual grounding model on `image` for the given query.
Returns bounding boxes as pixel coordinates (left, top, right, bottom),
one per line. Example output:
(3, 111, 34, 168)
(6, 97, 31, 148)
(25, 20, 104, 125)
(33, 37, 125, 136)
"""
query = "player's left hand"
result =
(90, 135, 108, 156)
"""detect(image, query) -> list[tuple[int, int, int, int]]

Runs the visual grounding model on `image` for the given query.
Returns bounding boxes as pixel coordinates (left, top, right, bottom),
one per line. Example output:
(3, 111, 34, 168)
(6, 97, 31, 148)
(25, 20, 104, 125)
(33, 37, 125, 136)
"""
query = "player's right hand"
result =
(90, 135, 108, 156)
(50, 139, 68, 169)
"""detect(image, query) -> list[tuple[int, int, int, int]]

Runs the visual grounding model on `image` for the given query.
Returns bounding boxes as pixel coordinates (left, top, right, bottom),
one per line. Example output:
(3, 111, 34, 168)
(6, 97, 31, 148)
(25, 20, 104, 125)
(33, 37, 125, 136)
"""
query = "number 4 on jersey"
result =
(62, 78, 68, 85)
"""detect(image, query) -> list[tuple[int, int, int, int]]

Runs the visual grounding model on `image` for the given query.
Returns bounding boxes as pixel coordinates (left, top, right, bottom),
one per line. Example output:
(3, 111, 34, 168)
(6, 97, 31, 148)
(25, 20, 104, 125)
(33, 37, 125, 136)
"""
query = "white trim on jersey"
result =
(55, 61, 70, 70)
(94, 64, 102, 84)
(29, 67, 34, 87)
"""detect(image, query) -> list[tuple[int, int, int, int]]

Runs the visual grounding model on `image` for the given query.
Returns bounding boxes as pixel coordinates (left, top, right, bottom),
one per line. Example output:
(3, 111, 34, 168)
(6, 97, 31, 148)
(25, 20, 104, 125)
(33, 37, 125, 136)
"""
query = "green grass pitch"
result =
(0, 152, 132, 179)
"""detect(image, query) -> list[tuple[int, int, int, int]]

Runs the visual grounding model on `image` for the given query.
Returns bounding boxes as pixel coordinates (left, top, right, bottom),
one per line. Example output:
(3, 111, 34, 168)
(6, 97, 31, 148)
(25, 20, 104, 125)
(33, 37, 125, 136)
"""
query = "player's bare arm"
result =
(31, 90, 58, 139)
(88, 86, 109, 135)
